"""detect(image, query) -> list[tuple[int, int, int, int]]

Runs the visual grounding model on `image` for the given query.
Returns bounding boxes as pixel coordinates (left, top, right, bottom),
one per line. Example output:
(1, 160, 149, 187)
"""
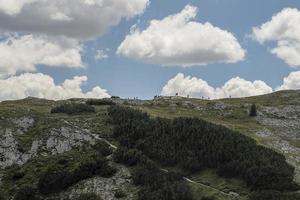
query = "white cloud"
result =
(161, 73, 273, 99)
(95, 49, 109, 60)
(0, 0, 150, 40)
(0, 0, 37, 15)
(277, 71, 300, 90)
(161, 73, 216, 98)
(218, 77, 273, 98)
(0, 34, 83, 77)
(252, 8, 300, 67)
(0, 0, 149, 76)
(117, 5, 245, 66)
(0, 73, 110, 101)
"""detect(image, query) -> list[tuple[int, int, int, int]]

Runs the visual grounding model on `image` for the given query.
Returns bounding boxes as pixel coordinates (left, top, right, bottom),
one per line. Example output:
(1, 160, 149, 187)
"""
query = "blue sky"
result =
(1, 0, 300, 100)
(42, 0, 298, 99)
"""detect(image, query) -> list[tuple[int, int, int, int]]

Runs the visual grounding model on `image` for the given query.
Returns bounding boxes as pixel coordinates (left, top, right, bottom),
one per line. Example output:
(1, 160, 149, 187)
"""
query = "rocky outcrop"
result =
(0, 128, 38, 168)
(57, 163, 135, 200)
(0, 117, 97, 168)
(45, 127, 95, 155)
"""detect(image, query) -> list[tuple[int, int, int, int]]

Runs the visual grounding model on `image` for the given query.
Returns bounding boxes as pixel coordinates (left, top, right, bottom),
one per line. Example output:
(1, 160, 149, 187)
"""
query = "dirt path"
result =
(161, 168, 239, 198)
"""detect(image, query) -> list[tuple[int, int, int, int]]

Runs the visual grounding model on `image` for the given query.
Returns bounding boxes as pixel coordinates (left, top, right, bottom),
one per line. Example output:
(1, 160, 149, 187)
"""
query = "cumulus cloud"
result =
(117, 5, 245, 66)
(277, 71, 300, 90)
(0, 0, 150, 39)
(161, 73, 273, 99)
(0, 34, 83, 77)
(0, 73, 110, 101)
(0, 0, 149, 76)
(218, 77, 273, 98)
(252, 8, 300, 67)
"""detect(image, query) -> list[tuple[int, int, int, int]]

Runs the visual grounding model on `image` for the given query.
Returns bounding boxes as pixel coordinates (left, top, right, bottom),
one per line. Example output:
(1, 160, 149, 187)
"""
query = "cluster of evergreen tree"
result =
(51, 103, 95, 114)
(86, 99, 116, 106)
(108, 105, 298, 192)
(114, 147, 194, 200)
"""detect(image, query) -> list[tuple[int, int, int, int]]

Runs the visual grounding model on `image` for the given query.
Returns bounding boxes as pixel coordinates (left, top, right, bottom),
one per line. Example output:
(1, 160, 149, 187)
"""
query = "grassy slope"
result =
(1, 91, 300, 200)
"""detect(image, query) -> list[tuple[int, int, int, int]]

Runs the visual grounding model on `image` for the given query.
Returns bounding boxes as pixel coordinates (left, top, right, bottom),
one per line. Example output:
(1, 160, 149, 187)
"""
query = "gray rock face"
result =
(12, 117, 35, 131)
(0, 117, 96, 168)
(45, 127, 95, 155)
(57, 163, 134, 200)
(0, 128, 38, 168)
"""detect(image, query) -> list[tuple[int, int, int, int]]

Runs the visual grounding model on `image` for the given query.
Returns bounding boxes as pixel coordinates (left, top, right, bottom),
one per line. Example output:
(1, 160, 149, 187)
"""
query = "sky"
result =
(1, 0, 300, 100)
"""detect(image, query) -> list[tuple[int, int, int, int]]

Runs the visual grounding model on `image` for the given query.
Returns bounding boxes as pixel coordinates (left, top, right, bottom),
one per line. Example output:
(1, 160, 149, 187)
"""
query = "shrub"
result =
(249, 104, 257, 117)
(93, 141, 113, 157)
(113, 147, 143, 166)
(38, 170, 72, 195)
(38, 156, 116, 195)
(114, 189, 127, 198)
(51, 103, 95, 114)
(76, 193, 102, 200)
(13, 186, 39, 200)
(86, 99, 116, 106)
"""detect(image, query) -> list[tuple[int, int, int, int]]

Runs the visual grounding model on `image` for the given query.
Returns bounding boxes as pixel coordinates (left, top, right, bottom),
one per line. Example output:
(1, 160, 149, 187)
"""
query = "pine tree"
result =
(249, 104, 257, 117)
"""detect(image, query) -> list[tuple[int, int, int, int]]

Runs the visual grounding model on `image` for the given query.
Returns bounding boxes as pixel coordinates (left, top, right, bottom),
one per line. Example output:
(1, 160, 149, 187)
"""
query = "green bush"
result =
(114, 189, 127, 198)
(86, 99, 116, 106)
(38, 170, 72, 194)
(93, 141, 113, 157)
(13, 186, 39, 200)
(76, 193, 102, 200)
(38, 155, 116, 195)
(113, 147, 143, 166)
(249, 104, 258, 117)
(51, 103, 95, 114)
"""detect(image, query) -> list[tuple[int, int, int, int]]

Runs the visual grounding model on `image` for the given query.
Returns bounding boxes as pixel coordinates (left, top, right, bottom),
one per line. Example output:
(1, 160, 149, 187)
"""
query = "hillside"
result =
(0, 91, 299, 200)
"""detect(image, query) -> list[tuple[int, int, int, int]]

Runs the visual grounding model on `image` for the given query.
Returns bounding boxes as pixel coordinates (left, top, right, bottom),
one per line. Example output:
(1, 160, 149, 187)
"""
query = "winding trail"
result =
(161, 168, 239, 198)
(92, 134, 117, 149)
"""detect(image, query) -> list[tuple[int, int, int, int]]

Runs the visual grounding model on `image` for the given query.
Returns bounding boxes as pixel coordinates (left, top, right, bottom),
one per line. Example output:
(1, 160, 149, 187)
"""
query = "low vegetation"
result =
(86, 99, 116, 106)
(51, 103, 95, 114)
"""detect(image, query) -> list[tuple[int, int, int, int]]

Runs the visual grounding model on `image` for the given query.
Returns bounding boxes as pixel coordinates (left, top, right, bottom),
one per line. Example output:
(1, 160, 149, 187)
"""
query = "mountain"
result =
(0, 91, 299, 200)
